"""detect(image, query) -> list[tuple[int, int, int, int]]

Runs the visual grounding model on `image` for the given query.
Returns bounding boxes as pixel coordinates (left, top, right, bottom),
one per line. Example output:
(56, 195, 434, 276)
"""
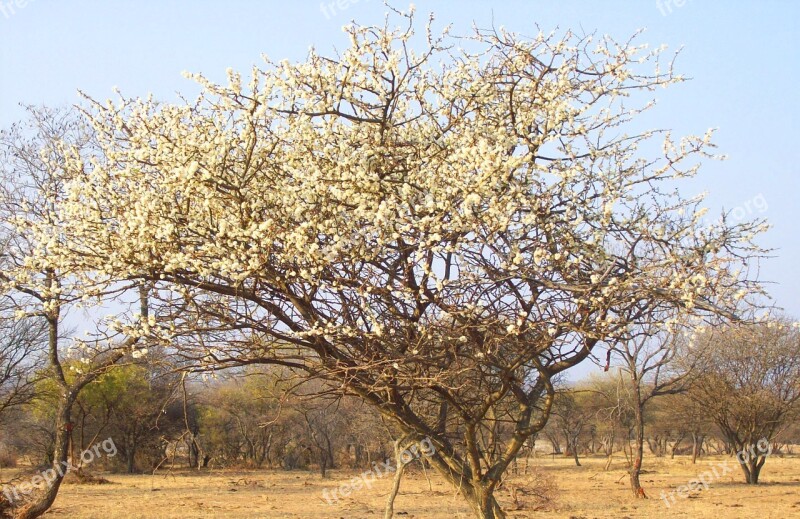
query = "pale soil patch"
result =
(13, 455, 800, 518)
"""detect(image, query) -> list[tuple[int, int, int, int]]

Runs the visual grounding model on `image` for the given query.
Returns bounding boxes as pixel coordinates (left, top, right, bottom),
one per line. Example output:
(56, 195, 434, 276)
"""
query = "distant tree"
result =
(688, 320, 800, 483)
(550, 389, 593, 466)
(5, 376, 61, 467)
(298, 394, 344, 478)
(612, 324, 704, 498)
(644, 398, 686, 459)
(0, 315, 45, 423)
(78, 362, 179, 473)
(196, 372, 283, 469)
(583, 373, 631, 465)
(661, 392, 713, 463)
(541, 422, 563, 456)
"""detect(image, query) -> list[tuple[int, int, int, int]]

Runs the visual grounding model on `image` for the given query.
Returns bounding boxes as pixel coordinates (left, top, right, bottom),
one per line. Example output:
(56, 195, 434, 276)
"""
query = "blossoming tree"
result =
(21, 12, 766, 518)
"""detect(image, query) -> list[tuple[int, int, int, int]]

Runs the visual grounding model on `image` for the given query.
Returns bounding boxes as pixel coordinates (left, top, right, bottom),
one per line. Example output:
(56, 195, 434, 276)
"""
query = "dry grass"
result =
(7, 454, 799, 518)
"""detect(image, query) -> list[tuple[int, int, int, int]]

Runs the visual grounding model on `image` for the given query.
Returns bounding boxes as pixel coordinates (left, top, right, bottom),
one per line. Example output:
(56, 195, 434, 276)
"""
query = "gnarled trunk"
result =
(15, 393, 75, 519)
(738, 453, 766, 484)
(463, 485, 506, 519)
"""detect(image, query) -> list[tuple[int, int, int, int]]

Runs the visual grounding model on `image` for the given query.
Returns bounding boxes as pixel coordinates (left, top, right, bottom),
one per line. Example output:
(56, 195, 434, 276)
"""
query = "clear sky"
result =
(1, 1, 798, 355)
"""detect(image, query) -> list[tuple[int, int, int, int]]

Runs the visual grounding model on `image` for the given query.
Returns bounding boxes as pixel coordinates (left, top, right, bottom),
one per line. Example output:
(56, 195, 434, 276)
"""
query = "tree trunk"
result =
(691, 433, 703, 464)
(572, 438, 581, 467)
(384, 439, 407, 519)
(466, 487, 507, 519)
(319, 451, 327, 478)
(188, 437, 199, 469)
(670, 434, 683, 459)
(15, 306, 76, 519)
(126, 437, 137, 474)
(739, 453, 766, 484)
(629, 397, 646, 498)
(403, 441, 508, 519)
(15, 394, 74, 519)
(325, 435, 335, 470)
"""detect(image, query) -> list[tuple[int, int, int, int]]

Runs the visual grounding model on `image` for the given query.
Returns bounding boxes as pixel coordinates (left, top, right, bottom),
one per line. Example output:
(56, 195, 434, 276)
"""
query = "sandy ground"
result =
(6, 454, 799, 518)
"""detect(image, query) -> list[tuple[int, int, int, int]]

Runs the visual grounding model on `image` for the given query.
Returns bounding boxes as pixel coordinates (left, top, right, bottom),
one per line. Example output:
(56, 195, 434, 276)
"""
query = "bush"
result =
(505, 466, 559, 512)
(0, 448, 18, 468)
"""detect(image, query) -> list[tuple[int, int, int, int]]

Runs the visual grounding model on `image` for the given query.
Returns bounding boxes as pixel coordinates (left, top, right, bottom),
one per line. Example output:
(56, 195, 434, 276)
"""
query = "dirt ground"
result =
(8, 454, 800, 518)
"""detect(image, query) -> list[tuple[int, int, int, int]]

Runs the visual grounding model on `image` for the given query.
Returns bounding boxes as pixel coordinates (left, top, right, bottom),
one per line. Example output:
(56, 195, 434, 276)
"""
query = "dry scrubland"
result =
(10, 454, 798, 518)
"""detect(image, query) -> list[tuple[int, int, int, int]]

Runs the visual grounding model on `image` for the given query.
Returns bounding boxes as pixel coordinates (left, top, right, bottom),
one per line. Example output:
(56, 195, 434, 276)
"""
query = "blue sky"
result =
(1, 1, 798, 359)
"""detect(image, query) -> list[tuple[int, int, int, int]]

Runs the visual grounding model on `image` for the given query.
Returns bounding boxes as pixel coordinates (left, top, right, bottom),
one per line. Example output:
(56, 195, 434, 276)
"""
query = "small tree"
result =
(613, 324, 704, 498)
(583, 373, 632, 468)
(551, 388, 593, 466)
(78, 362, 179, 473)
(663, 392, 713, 463)
(689, 320, 800, 484)
(195, 369, 292, 469)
